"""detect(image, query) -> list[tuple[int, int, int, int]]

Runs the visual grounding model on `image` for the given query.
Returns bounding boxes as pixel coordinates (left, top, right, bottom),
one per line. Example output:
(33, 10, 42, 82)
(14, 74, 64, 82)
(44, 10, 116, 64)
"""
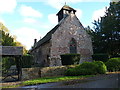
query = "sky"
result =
(0, 0, 111, 50)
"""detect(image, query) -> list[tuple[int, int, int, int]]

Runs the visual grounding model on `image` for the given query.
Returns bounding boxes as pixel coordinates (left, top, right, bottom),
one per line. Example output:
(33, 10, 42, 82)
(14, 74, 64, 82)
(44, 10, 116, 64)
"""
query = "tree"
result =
(0, 22, 28, 54)
(0, 22, 16, 46)
(0, 22, 9, 32)
(91, 2, 120, 56)
(2, 30, 17, 46)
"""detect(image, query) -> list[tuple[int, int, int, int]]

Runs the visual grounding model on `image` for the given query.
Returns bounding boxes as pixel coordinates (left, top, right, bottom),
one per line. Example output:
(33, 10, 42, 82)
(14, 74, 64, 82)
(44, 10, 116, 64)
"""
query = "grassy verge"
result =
(2, 75, 95, 88)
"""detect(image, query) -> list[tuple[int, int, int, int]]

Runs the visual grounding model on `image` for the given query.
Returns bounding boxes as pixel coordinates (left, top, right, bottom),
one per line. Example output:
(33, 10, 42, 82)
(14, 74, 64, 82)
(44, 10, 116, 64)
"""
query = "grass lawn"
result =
(2, 75, 95, 88)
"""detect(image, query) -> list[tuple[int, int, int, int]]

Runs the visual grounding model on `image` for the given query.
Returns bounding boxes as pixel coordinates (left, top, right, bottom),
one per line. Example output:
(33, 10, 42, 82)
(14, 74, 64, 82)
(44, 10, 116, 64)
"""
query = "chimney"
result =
(34, 39, 37, 45)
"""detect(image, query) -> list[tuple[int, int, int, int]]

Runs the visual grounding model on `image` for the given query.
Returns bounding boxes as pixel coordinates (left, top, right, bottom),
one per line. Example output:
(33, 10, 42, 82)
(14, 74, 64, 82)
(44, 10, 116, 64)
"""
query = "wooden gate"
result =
(2, 65, 18, 81)
(1, 46, 23, 82)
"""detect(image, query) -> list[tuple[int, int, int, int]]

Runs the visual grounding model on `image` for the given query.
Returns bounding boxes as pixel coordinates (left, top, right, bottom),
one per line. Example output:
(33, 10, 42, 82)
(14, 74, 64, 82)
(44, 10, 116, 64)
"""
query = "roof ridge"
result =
(62, 5, 76, 11)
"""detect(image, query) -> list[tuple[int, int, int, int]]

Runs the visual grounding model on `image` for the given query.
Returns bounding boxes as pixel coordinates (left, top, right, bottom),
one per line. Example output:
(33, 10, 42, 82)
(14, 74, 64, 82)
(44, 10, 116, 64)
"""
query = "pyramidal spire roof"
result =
(62, 5, 76, 11)
(56, 5, 76, 15)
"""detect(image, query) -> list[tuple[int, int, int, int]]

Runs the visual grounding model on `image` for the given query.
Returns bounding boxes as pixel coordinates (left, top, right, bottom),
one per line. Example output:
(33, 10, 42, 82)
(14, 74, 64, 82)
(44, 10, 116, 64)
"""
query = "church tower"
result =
(56, 5, 76, 22)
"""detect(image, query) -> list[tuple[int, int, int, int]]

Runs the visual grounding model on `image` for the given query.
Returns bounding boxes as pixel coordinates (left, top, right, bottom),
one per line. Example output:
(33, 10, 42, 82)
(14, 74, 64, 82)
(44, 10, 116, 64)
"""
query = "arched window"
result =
(69, 38, 77, 53)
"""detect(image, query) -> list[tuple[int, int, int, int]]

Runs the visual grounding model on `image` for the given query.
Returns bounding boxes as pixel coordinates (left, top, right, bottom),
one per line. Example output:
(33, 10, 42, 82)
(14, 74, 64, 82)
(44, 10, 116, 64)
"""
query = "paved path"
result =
(21, 73, 120, 89)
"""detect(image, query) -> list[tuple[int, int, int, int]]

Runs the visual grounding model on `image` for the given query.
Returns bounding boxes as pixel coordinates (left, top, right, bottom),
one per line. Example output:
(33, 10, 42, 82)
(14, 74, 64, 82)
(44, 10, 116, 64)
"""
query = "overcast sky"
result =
(0, 0, 110, 50)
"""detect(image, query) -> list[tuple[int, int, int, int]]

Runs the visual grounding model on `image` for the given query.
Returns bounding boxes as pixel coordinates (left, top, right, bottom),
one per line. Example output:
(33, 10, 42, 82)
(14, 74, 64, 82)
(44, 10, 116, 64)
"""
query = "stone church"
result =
(30, 5, 93, 67)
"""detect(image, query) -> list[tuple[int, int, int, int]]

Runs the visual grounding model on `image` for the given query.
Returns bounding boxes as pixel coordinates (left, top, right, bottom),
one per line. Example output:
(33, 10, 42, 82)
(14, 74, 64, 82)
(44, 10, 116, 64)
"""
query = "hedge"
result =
(60, 53, 80, 65)
(65, 61, 107, 76)
(21, 55, 33, 68)
(105, 58, 120, 72)
(92, 53, 109, 62)
(2, 57, 16, 71)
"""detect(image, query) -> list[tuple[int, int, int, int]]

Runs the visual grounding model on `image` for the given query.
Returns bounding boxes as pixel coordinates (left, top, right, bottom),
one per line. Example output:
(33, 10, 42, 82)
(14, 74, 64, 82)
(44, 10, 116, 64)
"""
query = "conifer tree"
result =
(92, 1, 120, 56)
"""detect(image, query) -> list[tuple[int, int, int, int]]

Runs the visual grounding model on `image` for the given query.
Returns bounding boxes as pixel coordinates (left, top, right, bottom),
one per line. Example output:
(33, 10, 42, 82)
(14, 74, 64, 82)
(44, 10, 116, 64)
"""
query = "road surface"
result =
(21, 73, 119, 89)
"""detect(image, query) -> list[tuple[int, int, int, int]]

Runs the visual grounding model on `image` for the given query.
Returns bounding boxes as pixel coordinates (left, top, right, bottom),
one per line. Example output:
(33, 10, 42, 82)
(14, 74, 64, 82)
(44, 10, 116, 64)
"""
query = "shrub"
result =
(21, 55, 33, 68)
(93, 61, 107, 74)
(2, 57, 15, 70)
(65, 68, 79, 76)
(105, 58, 120, 72)
(60, 54, 80, 65)
(2, 57, 16, 76)
(65, 61, 107, 76)
(92, 53, 109, 62)
(78, 62, 98, 74)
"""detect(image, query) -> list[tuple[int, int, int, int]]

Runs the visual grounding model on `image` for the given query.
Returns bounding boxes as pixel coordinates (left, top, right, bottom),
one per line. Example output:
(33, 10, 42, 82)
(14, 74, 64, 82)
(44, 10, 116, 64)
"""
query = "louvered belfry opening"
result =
(56, 5, 76, 22)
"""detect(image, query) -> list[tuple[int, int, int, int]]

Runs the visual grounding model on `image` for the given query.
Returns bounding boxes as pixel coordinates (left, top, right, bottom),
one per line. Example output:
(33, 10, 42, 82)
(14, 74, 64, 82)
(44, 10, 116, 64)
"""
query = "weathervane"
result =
(65, 2, 66, 5)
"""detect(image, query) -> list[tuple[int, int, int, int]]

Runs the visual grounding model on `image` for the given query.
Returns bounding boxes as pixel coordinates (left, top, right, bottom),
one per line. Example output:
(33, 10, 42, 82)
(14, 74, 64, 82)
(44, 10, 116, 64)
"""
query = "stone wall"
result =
(31, 41, 51, 67)
(22, 67, 41, 80)
(40, 41, 51, 67)
(22, 65, 76, 80)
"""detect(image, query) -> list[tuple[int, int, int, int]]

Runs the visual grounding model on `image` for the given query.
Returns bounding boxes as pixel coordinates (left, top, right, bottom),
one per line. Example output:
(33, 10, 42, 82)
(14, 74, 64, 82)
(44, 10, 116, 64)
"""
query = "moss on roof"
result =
(62, 5, 76, 11)
(56, 5, 76, 15)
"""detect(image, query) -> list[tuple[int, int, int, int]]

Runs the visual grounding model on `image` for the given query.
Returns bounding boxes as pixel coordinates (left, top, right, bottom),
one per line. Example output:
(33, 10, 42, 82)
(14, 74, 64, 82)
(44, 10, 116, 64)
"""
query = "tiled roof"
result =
(31, 15, 69, 51)
(33, 24, 60, 49)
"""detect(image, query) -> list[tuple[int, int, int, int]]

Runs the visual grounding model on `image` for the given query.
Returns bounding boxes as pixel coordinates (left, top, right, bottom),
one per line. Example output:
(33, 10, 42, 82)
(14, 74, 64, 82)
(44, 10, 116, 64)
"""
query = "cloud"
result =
(76, 8, 82, 19)
(0, 18, 5, 24)
(31, 0, 109, 9)
(43, 0, 82, 9)
(111, 0, 120, 2)
(17, 0, 109, 9)
(48, 14, 58, 25)
(92, 7, 107, 21)
(12, 27, 41, 50)
(23, 17, 52, 30)
(0, 0, 17, 14)
(23, 18, 38, 23)
(19, 5, 43, 18)
(17, 0, 110, 4)
(45, 0, 64, 9)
